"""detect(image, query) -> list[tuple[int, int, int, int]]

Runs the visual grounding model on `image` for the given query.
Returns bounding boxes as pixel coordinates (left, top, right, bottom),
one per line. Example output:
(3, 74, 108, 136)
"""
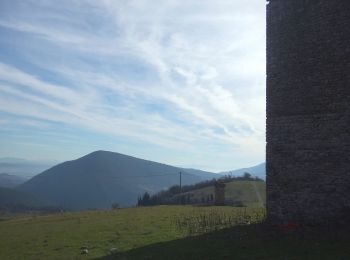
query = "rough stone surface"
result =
(266, 0, 350, 224)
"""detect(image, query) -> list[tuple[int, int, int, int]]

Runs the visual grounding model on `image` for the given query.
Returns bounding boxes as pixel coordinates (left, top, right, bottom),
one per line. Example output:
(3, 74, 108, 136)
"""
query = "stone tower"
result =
(214, 181, 226, 206)
(266, 1, 350, 223)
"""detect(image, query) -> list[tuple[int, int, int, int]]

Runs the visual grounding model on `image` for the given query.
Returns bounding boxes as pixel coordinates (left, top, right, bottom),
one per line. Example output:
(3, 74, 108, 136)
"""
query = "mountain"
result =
(179, 168, 219, 180)
(0, 158, 55, 178)
(18, 151, 211, 210)
(219, 163, 266, 180)
(0, 173, 28, 188)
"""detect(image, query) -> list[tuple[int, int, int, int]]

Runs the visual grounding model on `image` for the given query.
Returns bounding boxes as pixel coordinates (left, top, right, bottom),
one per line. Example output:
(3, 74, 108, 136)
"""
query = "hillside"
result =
(0, 173, 27, 188)
(18, 151, 211, 209)
(180, 181, 266, 207)
(0, 187, 50, 212)
(0, 206, 349, 259)
(146, 180, 266, 207)
(0, 206, 265, 259)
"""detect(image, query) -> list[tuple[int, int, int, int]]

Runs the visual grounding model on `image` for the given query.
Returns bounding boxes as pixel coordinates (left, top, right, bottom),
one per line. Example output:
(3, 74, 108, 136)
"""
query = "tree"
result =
(111, 202, 119, 210)
(243, 172, 252, 180)
(137, 196, 141, 206)
(142, 192, 151, 206)
(137, 192, 151, 206)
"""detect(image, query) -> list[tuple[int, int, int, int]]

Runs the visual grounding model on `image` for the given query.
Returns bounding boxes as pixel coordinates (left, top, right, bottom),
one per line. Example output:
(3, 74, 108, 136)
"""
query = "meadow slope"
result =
(1, 206, 349, 259)
(0, 206, 263, 259)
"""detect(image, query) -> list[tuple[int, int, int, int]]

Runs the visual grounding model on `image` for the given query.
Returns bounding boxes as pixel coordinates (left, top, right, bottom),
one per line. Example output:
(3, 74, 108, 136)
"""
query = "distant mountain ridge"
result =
(219, 163, 266, 180)
(0, 173, 28, 188)
(180, 168, 220, 180)
(0, 158, 54, 178)
(18, 151, 212, 209)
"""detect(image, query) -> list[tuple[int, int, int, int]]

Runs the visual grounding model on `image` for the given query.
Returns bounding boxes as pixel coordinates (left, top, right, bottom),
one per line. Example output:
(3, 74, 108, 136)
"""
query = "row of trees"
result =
(137, 192, 215, 206)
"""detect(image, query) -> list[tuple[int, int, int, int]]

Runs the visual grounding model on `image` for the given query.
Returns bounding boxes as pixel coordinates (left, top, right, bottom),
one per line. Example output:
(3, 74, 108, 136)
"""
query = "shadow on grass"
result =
(95, 222, 350, 260)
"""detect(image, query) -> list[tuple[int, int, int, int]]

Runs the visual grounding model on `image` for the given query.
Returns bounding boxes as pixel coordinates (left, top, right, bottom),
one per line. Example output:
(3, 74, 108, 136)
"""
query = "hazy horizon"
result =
(0, 150, 265, 174)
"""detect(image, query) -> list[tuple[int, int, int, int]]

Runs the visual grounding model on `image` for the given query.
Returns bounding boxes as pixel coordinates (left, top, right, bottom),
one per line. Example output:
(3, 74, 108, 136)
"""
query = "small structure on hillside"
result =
(214, 181, 226, 206)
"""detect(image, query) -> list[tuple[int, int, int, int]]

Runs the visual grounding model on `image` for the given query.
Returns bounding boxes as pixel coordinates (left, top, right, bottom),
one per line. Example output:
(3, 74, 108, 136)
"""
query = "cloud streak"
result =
(0, 0, 266, 171)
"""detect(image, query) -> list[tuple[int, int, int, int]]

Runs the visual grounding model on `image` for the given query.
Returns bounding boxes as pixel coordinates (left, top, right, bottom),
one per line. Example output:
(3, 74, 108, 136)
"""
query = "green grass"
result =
(1, 205, 349, 260)
(0, 206, 263, 259)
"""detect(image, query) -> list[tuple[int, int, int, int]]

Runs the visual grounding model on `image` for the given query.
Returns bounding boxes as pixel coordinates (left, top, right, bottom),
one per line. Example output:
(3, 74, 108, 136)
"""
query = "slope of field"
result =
(1, 206, 349, 260)
(0, 206, 263, 259)
(181, 181, 266, 207)
(18, 151, 211, 209)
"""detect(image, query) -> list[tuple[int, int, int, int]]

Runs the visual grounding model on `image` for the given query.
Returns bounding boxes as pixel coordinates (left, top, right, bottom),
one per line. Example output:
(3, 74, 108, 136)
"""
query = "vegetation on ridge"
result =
(138, 173, 265, 207)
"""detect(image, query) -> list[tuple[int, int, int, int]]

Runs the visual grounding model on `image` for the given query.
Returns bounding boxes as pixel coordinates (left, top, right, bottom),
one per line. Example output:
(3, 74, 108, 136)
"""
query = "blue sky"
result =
(0, 0, 266, 172)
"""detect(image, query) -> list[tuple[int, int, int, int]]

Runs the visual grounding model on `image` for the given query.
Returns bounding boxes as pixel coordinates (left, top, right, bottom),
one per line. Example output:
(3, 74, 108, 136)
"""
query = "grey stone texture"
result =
(266, 0, 350, 223)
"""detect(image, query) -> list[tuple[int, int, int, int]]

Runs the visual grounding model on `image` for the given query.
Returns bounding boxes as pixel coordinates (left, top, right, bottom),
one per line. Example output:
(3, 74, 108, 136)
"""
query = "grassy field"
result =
(0, 206, 264, 259)
(1, 205, 349, 259)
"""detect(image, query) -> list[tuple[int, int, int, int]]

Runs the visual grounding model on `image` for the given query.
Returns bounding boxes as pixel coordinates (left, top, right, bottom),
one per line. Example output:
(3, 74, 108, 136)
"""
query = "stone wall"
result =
(266, 0, 350, 223)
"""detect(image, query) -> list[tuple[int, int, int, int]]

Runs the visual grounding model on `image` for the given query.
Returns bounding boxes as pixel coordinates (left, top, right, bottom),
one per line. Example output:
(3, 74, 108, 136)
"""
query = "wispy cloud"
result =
(0, 0, 265, 171)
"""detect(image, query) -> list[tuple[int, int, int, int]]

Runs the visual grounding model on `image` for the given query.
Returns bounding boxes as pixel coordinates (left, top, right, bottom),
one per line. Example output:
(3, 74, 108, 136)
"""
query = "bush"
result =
(111, 203, 119, 210)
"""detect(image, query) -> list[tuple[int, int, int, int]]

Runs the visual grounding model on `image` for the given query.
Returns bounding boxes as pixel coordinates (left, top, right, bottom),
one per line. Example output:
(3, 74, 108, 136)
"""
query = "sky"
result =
(0, 0, 266, 172)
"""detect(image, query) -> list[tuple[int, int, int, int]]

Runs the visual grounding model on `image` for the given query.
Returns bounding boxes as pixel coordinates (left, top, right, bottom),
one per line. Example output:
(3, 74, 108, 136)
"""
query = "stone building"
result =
(214, 181, 226, 206)
(266, 0, 350, 223)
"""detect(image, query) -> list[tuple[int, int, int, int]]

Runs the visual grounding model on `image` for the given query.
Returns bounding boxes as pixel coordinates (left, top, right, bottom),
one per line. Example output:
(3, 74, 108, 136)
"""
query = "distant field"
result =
(181, 180, 266, 207)
(0, 206, 264, 259)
